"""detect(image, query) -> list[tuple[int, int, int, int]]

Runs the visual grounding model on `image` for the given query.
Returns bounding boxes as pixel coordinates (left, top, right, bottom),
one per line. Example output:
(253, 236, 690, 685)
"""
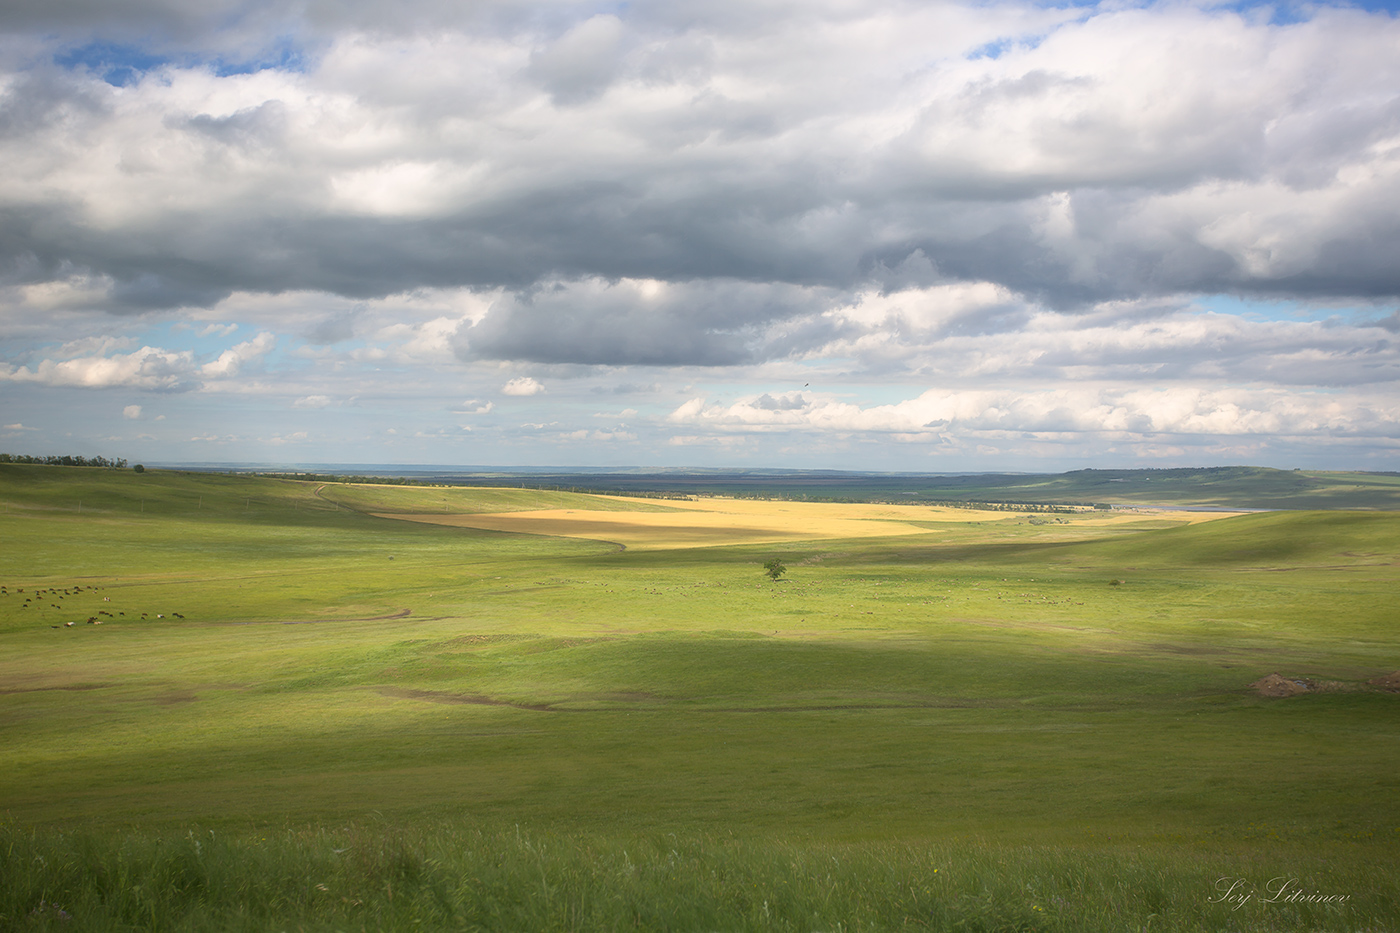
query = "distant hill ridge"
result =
(4, 460, 1397, 510)
(213, 463, 1400, 511)
(427, 465, 1399, 511)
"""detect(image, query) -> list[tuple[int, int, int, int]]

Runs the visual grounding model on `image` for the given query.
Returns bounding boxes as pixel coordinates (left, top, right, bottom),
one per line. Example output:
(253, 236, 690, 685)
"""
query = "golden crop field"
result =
(376, 495, 1238, 549)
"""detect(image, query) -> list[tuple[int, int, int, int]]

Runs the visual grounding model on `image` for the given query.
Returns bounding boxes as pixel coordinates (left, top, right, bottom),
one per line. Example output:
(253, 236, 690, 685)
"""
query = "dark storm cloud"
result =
(456, 279, 833, 366)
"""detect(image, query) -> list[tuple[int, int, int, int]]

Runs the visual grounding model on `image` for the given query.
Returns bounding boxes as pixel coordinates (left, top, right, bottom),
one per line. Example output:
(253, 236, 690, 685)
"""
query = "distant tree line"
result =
(0, 453, 128, 468)
(245, 473, 695, 500)
(250, 472, 425, 486)
(503, 484, 693, 501)
(446, 479, 693, 500)
(628, 490, 1101, 511)
(924, 500, 1093, 513)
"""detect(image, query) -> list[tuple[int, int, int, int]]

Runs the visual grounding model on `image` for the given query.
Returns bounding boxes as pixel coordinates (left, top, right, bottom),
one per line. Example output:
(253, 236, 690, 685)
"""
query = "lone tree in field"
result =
(763, 557, 787, 581)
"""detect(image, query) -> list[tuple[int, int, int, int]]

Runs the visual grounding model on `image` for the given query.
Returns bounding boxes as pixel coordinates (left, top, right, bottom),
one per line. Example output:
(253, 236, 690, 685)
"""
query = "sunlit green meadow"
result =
(1, 463, 1397, 931)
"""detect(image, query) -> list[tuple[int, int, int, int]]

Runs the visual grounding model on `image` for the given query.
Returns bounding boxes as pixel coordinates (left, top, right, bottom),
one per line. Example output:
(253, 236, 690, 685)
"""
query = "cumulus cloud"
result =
(669, 385, 1400, 442)
(200, 332, 275, 377)
(0, 345, 201, 390)
(122, 404, 142, 419)
(500, 376, 544, 396)
(0, 332, 276, 390)
(456, 278, 831, 366)
(795, 290, 1400, 386)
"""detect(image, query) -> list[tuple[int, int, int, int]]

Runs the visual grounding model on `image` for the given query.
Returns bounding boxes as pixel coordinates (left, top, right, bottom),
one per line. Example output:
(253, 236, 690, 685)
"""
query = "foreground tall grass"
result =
(5, 822, 1393, 932)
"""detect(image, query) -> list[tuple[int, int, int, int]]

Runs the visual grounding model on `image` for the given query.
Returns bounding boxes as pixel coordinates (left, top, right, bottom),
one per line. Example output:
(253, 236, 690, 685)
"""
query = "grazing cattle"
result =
(64, 621, 74, 627)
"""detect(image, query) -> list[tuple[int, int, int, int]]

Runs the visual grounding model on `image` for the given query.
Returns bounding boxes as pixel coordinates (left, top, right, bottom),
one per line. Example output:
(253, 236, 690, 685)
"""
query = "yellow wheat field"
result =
(376, 495, 1237, 550)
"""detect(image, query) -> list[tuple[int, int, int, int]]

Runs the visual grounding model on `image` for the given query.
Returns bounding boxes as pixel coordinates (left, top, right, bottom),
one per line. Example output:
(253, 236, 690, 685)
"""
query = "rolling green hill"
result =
(1, 464, 1396, 932)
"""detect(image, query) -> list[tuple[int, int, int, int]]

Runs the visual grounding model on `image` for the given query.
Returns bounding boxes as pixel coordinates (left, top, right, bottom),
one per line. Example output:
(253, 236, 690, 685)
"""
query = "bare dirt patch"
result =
(1251, 673, 1316, 697)
(1368, 671, 1400, 692)
(225, 609, 412, 625)
(374, 686, 554, 712)
(0, 682, 113, 695)
(1249, 673, 1364, 697)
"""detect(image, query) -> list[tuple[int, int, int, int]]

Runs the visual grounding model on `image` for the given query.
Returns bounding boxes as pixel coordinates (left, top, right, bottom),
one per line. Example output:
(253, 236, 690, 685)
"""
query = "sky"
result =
(1, 0, 1399, 472)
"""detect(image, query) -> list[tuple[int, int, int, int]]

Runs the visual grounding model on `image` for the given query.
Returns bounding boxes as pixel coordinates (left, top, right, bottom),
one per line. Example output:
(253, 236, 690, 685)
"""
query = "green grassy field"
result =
(1, 463, 1397, 931)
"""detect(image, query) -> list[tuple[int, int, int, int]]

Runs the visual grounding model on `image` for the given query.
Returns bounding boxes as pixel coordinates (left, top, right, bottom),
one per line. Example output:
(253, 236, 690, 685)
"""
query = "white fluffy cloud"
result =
(501, 376, 545, 396)
(668, 386, 1400, 442)
(1, 346, 201, 390)
(1, 332, 274, 390)
(200, 332, 275, 378)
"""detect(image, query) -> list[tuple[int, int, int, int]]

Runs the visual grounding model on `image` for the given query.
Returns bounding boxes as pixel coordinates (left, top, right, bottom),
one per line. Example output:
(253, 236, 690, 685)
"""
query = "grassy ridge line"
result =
(315, 481, 686, 515)
(0, 463, 683, 520)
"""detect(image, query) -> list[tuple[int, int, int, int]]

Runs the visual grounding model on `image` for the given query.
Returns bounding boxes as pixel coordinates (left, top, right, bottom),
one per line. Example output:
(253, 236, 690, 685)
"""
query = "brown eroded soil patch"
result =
(0, 681, 114, 695)
(1251, 673, 1316, 697)
(1368, 671, 1400, 692)
(375, 686, 554, 711)
(1249, 673, 1363, 697)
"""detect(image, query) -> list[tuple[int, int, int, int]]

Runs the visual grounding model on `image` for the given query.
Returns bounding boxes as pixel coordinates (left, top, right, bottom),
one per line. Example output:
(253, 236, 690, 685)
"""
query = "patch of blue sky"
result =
(144, 320, 239, 355)
(54, 43, 172, 87)
(1200, 0, 1399, 25)
(1019, 0, 1100, 10)
(53, 40, 307, 87)
(966, 29, 1055, 60)
(135, 320, 302, 372)
(13, 320, 244, 369)
(1192, 294, 1398, 325)
(1020, 0, 1398, 20)
(211, 39, 309, 76)
(968, 37, 1018, 60)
